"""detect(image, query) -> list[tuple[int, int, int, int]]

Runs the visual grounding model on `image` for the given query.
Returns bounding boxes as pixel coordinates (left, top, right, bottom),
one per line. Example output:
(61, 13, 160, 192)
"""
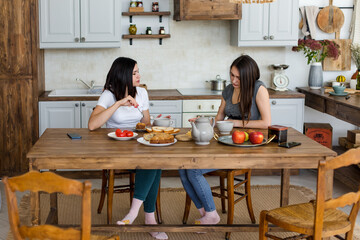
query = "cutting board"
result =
(324, 87, 360, 94)
(322, 38, 352, 71)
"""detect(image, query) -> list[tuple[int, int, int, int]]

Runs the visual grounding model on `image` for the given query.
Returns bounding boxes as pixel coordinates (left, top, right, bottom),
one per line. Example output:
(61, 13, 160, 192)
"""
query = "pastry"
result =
(144, 133, 174, 144)
(136, 122, 146, 129)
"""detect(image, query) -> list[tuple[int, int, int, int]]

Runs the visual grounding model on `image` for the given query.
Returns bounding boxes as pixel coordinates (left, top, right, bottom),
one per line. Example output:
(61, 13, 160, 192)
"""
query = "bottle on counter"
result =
(129, 24, 137, 35)
(159, 26, 165, 35)
(152, 2, 159, 12)
(146, 27, 152, 35)
(357, 69, 360, 90)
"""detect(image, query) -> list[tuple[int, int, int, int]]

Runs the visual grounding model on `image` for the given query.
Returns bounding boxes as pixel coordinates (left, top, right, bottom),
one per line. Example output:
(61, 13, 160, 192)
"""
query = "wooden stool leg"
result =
(245, 171, 256, 223)
(182, 193, 192, 224)
(129, 172, 135, 206)
(259, 210, 269, 240)
(155, 184, 162, 224)
(225, 171, 235, 240)
(107, 169, 115, 225)
(97, 170, 108, 214)
(220, 175, 226, 213)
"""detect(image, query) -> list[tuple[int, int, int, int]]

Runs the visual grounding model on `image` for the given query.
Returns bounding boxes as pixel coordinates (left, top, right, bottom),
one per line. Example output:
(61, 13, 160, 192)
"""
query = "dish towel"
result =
(350, 0, 360, 44)
(299, 6, 319, 39)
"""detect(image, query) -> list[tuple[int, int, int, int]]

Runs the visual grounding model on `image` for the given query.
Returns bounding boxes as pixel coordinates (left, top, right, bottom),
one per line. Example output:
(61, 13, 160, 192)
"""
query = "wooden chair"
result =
(97, 169, 162, 224)
(182, 169, 255, 240)
(4, 171, 119, 240)
(259, 148, 360, 240)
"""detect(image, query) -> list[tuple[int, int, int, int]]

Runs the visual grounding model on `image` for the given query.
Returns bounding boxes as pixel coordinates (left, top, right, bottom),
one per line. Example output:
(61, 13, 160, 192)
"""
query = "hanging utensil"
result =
(317, 0, 344, 34)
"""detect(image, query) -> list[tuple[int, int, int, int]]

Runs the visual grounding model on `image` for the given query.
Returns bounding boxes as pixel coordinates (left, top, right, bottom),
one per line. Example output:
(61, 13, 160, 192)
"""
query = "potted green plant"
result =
(350, 43, 360, 90)
(292, 39, 340, 89)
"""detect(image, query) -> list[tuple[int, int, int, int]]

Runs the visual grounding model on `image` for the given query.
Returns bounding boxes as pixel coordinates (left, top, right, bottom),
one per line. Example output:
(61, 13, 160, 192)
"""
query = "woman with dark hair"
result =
(88, 57, 168, 240)
(179, 55, 271, 226)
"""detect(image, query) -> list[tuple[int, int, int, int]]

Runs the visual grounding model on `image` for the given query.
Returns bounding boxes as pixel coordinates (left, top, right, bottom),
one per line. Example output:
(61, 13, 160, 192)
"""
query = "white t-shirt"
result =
(96, 87, 149, 129)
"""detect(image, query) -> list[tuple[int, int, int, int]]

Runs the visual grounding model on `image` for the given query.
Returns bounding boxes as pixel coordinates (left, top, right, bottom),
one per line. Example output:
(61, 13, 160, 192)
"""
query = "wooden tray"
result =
(324, 87, 360, 94)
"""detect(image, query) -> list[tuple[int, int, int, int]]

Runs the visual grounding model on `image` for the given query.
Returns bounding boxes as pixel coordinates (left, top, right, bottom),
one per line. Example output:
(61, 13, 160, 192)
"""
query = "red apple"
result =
(232, 130, 246, 144)
(249, 132, 264, 144)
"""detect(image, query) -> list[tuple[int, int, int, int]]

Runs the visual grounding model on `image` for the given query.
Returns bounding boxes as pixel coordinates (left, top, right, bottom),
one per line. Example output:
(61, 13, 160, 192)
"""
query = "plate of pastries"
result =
(145, 126, 180, 134)
(137, 132, 177, 146)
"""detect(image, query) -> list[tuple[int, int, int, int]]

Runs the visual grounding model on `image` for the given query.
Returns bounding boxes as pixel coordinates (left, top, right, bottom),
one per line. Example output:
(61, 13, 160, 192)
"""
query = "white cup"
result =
(350, 79, 357, 90)
(332, 81, 340, 87)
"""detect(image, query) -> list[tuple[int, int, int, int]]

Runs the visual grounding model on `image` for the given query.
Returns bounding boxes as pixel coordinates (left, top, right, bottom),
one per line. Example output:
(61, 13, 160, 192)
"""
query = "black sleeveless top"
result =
(222, 80, 266, 120)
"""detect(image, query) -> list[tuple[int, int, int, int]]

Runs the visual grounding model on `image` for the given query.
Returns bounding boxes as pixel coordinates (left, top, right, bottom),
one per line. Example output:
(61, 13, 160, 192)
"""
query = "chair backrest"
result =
(314, 148, 360, 239)
(4, 171, 92, 240)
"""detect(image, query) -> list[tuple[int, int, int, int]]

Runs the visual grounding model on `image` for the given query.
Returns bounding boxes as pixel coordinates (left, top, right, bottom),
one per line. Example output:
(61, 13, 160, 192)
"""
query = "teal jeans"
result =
(133, 169, 162, 213)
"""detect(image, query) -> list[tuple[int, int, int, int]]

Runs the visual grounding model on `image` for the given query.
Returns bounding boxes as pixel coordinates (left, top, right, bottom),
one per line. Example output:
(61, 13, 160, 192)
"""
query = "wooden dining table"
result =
(27, 127, 336, 234)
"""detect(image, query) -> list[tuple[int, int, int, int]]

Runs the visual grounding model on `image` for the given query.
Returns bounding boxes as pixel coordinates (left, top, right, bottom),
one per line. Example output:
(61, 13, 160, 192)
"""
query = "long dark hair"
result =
(230, 55, 260, 126)
(103, 57, 137, 101)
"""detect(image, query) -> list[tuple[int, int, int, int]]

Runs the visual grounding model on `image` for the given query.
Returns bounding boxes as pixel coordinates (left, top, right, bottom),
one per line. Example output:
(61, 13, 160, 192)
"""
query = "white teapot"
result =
(190, 117, 215, 145)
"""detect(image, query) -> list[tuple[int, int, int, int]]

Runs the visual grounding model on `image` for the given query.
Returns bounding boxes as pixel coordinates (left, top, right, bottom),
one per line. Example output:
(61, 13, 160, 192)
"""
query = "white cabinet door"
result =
(39, 0, 121, 48)
(237, 3, 268, 41)
(39, 101, 81, 136)
(80, 0, 120, 42)
(270, 98, 304, 133)
(230, 0, 299, 47)
(80, 101, 98, 128)
(40, 0, 80, 43)
(268, 0, 299, 41)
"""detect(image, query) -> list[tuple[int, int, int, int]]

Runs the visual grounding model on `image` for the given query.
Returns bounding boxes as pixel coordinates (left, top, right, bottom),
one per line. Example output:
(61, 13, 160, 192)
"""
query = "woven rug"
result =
(7, 185, 360, 240)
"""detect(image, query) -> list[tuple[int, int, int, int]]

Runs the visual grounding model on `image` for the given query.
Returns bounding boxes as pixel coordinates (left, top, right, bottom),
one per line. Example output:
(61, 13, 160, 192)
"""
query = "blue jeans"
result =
(179, 169, 217, 212)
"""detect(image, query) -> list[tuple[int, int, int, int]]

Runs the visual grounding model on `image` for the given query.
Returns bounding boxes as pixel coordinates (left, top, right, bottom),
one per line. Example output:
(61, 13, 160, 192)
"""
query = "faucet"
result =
(76, 78, 95, 89)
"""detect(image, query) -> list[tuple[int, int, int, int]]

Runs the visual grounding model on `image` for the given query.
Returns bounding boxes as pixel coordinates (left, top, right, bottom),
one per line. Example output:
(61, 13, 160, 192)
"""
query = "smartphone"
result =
(278, 142, 301, 148)
(67, 133, 82, 140)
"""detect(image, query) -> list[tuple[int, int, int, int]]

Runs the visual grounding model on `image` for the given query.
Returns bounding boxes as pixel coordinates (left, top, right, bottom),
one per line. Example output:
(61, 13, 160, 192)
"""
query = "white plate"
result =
(108, 132, 138, 141)
(137, 137, 177, 147)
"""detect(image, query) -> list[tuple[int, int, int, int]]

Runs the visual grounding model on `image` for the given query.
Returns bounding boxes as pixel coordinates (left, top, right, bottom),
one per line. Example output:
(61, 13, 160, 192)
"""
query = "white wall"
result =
(44, 0, 358, 145)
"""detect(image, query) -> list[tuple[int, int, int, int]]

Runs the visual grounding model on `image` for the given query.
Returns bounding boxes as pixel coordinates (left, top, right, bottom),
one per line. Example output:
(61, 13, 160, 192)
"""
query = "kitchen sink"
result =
(48, 89, 102, 97)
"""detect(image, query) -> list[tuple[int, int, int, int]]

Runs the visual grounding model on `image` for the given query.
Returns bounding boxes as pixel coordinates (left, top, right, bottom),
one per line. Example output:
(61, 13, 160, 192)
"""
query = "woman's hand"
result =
(188, 117, 198, 122)
(118, 95, 138, 107)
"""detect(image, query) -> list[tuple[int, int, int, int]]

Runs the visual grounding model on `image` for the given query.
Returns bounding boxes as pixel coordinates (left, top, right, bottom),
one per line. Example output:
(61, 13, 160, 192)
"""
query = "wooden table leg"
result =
(29, 159, 40, 226)
(280, 169, 290, 207)
(107, 169, 115, 224)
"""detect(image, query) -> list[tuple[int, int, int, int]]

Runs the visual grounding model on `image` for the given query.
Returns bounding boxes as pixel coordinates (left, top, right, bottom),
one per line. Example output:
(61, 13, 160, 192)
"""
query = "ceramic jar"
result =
(308, 62, 323, 90)
(129, 24, 137, 35)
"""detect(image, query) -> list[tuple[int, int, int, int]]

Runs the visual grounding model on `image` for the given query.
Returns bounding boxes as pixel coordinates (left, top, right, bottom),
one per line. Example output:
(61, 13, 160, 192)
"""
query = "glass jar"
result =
(152, 2, 159, 12)
(129, 24, 137, 35)
(357, 69, 360, 90)
(146, 27, 152, 35)
(159, 26, 165, 35)
(130, 1, 137, 7)
(137, 0, 143, 7)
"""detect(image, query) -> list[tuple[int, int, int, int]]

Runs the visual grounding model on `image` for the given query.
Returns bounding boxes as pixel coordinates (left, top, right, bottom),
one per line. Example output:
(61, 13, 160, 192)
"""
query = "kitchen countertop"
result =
(39, 88, 304, 101)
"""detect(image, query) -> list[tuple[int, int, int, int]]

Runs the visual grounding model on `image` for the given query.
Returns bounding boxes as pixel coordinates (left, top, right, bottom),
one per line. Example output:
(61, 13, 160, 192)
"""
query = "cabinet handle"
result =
(263, 36, 269, 40)
(75, 103, 79, 107)
(150, 103, 154, 107)
(82, 103, 86, 107)
(212, 104, 215, 110)
(271, 100, 277, 105)
(270, 35, 274, 40)
(81, 37, 86, 42)
(198, 105, 202, 110)
(75, 37, 79, 42)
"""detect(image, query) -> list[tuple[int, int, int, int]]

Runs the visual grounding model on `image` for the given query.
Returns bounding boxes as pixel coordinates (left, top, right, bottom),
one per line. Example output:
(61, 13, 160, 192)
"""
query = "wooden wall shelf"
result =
(122, 11, 171, 23)
(122, 34, 171, 45)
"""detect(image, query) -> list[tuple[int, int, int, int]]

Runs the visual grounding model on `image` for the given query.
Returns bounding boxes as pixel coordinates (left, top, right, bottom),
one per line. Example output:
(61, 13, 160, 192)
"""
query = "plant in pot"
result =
(292, 39, 340, 89)
(350, 43, 360, 90)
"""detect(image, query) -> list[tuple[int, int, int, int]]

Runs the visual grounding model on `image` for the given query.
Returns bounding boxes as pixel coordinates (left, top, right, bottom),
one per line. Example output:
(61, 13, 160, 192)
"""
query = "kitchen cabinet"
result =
(230, 0, 299, 47)
(39, 101, 97, 135)
(270, 98, 304, 133)
(39, 0, 121, 49)
(173, 0, 241, 21)
(149, 100, 182, 128)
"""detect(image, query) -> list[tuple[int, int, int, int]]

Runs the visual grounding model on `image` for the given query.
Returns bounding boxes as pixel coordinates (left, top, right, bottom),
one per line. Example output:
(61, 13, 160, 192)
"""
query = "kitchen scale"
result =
(270, 64, 289, 91)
